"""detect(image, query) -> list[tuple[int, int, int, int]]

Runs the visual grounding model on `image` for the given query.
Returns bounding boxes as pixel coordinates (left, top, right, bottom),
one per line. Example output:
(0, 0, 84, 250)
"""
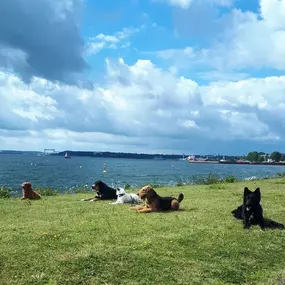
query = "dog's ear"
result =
(243, 187, 251, 204)
(146, 187, 157, 199)
(244, 187, 251, 196)
(254, 187, 261, 202)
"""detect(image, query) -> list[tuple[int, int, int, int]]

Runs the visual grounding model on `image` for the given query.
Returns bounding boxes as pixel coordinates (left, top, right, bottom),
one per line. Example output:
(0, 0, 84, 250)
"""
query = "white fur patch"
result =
(110, 187, 141, 205)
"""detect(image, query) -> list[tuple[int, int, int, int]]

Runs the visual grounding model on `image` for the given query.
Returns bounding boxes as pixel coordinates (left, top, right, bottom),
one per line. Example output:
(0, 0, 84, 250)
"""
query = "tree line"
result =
(245, 151, 284, 162)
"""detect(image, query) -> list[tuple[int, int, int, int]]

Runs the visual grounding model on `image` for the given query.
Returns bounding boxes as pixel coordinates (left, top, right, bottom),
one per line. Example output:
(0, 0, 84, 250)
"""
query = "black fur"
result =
(92, 180, 117, 200)
(232, 187, 284, 230)
(140, 190, 184, 211)
(157, 193, 184, 211)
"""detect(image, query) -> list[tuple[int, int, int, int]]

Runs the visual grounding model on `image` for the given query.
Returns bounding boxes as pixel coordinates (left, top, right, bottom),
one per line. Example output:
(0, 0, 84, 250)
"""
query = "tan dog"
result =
(131, 185, 184, 213)
(21, 182, 41, 200)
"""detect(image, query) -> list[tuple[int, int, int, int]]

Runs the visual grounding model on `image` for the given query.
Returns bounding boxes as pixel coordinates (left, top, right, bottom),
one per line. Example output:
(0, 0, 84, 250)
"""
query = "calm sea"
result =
(1, 154, 285, 192)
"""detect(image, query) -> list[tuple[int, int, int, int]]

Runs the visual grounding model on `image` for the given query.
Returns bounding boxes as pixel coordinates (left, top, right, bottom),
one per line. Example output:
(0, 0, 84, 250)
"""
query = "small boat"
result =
(64, 152, 71, 159)
(103, 162, 107, 173)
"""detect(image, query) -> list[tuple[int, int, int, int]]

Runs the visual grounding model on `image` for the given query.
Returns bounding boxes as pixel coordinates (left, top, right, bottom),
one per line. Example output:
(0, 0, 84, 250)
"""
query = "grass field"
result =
(1, 178, 285, 285)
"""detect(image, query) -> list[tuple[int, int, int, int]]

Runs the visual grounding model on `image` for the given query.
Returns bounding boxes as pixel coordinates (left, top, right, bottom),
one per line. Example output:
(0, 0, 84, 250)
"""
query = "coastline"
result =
(186, 160, 285, 166)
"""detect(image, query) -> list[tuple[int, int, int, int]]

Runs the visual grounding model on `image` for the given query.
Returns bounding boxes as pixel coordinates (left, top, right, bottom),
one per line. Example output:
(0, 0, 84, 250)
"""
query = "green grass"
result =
(1, 179, 285, 285)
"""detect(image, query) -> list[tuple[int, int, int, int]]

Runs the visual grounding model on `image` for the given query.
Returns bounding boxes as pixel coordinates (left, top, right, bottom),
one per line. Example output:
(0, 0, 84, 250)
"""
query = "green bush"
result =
(224, 175, 238, 183)
(205, 173, 220, 185)
(0, 186, 12, 198)
(73, 185, 90, 194)
(176, 178, 184, 187)
(35, 186, 59, 196)
(125, 184, 131, 189)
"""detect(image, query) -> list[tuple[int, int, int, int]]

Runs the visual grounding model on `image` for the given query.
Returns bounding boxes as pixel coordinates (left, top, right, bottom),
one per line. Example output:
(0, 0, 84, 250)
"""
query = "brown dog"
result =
(21, 182, 41, 200)
(131, 185, 184, 213)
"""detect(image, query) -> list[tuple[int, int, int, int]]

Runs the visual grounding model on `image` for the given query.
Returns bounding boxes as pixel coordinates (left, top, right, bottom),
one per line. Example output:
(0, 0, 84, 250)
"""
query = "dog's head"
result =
(137, 185, 158, 200)
(243, 187, 261, 210)
(116, 187, 126, 196)
(22, 182, 32, 192)
(92, 180, 104, 192)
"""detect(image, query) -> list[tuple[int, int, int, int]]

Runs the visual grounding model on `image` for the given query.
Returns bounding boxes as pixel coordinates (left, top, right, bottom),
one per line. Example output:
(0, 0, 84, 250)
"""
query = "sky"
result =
(0, 0, 285, 155)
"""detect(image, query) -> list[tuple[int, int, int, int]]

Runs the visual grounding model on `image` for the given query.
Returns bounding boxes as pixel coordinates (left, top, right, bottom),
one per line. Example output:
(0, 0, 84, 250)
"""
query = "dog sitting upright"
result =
(232, 187, 284, 230)
(82, 180, 117, 201)
(130, 185, 184, 213)
(232, 187, 265, 230)
(111, 187, 141, 205)
(21, 182, 41, 200)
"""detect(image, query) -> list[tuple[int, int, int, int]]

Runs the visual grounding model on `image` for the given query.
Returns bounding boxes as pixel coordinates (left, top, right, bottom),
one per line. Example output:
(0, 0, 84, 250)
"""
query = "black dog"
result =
(82, 180, 117, 201)
(232, 187, 284, 230)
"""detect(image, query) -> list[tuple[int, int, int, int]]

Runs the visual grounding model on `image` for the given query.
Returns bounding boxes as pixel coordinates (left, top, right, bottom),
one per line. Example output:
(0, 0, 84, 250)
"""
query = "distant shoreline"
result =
(189, 160, 285, 166)
(0, 150, 240, 161)
(2, 150, 285, 166)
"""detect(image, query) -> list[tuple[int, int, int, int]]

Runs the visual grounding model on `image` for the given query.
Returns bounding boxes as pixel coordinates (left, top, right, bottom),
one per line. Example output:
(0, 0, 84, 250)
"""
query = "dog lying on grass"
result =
(130, 185, 184, 213)
(81, 180, 117, 202)
(110, 187, 141, 205)
(232, 187, 284, 230)
(21, 182, 41, 200)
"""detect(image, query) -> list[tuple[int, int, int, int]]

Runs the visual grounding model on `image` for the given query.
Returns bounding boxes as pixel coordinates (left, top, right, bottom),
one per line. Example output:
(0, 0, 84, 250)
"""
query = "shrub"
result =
(35, 186, 59, 196)
(0, 186, 12, 198)
(191, 174, 206, 185)
(205, 173, 220, 185)
(224, 175, 238, 183)
(73, 185, 90, 194)
(176, 178, 184, 187)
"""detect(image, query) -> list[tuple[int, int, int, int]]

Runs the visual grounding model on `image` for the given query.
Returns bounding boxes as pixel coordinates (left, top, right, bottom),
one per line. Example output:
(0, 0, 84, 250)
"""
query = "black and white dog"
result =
(82, 180, 117, 201)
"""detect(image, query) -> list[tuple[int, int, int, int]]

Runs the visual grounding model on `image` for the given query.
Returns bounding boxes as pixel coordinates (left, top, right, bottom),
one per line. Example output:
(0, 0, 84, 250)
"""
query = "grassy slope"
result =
(1, 179, 285, 285)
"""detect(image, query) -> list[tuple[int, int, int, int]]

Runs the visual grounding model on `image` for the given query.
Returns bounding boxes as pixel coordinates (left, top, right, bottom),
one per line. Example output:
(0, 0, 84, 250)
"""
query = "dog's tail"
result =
(264, 219, 285, 229)
(177, 193, 184, 203)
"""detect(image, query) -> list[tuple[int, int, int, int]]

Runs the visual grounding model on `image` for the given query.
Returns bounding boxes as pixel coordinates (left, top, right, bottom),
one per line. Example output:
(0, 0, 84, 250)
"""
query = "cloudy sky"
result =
(0, 0, 285, 155)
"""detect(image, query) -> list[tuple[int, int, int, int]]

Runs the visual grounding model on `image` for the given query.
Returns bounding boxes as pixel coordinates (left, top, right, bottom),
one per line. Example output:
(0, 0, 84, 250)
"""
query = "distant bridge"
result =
(44, 149, 56, 154)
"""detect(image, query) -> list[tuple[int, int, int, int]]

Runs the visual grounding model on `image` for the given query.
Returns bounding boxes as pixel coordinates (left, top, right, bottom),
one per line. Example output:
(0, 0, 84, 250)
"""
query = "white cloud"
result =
(0, 72, 59, 130)
(166, 0, 193, 9)
(260, 0, 285, 29)
(1, 58, 285, 153)
(155, 0, 232, 9)
(85, 27, 140, 55)
(210, 5, 285, 71)
(153, 0, 285, 79)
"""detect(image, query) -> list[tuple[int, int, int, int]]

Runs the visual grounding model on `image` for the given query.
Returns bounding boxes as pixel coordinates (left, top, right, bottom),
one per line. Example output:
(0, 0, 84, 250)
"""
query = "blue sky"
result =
(0, 0, 285, 155)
